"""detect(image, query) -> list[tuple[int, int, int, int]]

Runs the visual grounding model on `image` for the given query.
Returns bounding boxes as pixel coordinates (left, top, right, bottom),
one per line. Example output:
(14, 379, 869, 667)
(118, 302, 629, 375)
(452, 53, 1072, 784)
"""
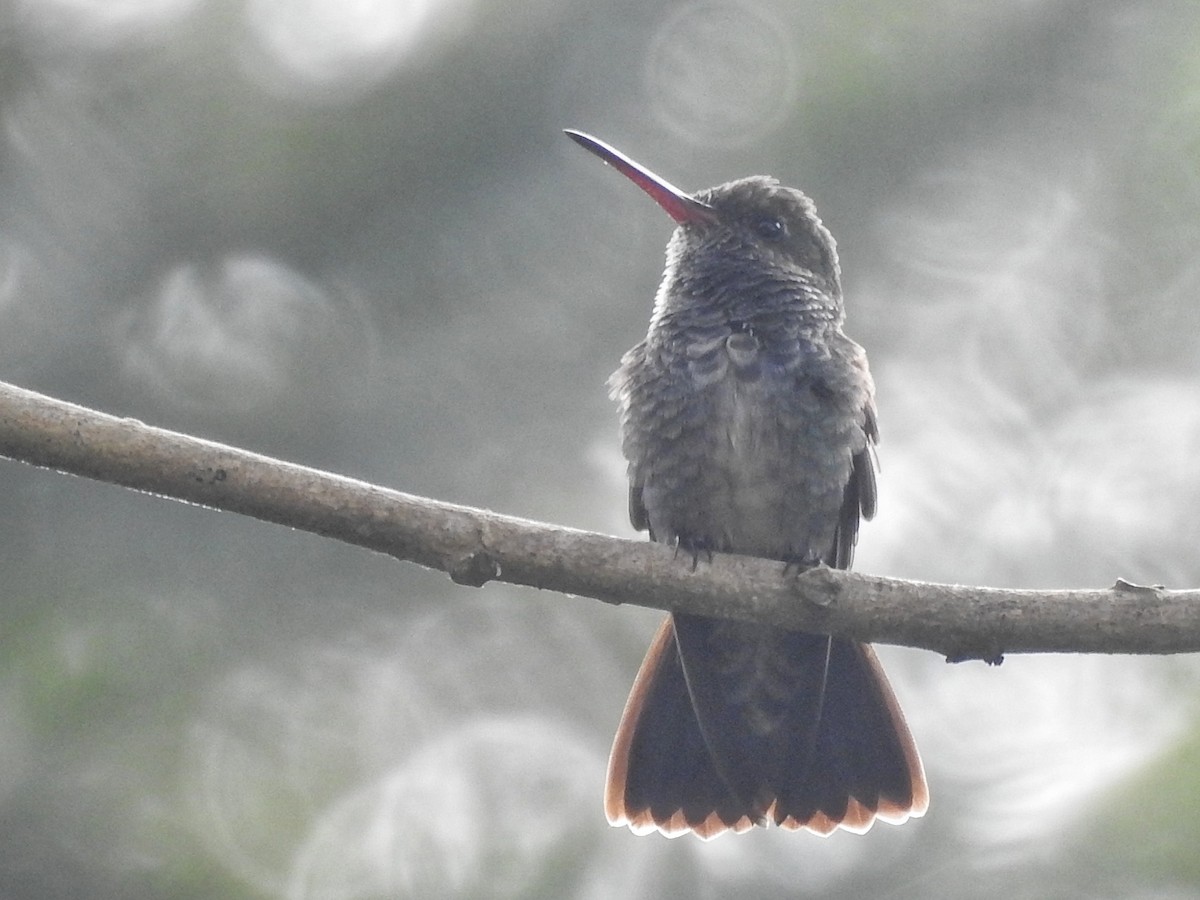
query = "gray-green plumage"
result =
(611, 176, 877, 568)
(565, 130, 926, 838)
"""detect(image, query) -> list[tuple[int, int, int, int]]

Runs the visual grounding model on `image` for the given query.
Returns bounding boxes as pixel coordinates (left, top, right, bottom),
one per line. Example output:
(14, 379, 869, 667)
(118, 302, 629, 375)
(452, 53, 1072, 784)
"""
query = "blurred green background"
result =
(2, 1, 1200, 897)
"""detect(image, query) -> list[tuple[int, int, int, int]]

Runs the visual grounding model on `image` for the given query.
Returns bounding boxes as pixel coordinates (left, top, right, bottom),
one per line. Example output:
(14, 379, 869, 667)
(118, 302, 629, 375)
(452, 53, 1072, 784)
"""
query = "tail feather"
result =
(605, 618, 758, 838)
(605, 614, 926, 839)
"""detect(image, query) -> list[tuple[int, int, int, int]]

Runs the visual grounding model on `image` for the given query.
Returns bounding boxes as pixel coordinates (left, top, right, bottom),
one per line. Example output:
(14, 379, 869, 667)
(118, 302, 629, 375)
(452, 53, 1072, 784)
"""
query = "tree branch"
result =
(0, 380, 1196, 660)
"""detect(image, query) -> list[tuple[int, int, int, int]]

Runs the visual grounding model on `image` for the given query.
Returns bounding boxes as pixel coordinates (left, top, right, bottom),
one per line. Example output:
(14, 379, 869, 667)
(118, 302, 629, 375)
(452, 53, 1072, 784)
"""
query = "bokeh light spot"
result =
(115, 254, 370, 416)
(644, 1, 798, 147)
(241, 0, 470, 100)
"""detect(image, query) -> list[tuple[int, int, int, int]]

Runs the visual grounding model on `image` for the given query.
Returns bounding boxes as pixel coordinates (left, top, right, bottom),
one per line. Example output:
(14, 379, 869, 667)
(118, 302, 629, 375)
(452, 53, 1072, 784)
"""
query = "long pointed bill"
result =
(564, 129, 717, 226)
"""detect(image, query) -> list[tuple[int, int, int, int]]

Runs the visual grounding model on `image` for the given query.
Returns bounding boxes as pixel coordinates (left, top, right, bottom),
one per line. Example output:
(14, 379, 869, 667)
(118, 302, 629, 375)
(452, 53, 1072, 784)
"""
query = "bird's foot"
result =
(672, 535, 715, 571)
(781, 551, 823, 576)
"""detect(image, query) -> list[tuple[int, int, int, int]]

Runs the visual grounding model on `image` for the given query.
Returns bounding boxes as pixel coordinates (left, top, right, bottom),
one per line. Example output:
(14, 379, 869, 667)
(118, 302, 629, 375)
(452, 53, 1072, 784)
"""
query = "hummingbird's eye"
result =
(753, 216, 786, 241)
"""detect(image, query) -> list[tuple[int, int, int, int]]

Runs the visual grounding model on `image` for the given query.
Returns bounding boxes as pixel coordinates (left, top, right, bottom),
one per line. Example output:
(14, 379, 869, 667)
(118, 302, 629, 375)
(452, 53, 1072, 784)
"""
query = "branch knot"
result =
(449, 550, 500, 587)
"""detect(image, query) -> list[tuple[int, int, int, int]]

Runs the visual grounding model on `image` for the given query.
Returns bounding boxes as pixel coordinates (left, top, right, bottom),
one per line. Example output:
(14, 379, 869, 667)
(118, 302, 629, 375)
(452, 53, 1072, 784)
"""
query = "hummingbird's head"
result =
(688, 176, 840, 299)
(564, 130, 841, 311)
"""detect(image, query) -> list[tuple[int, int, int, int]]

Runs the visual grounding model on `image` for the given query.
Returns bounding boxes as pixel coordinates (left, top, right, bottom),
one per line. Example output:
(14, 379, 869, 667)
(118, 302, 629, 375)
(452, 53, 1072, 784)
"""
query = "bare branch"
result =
(0, 380, 1196, 660)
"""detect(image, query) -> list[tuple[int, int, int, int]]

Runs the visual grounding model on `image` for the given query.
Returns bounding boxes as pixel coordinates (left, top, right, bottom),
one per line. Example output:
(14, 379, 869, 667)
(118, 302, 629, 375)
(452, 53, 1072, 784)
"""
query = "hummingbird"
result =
(565, 129, 928, 838)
